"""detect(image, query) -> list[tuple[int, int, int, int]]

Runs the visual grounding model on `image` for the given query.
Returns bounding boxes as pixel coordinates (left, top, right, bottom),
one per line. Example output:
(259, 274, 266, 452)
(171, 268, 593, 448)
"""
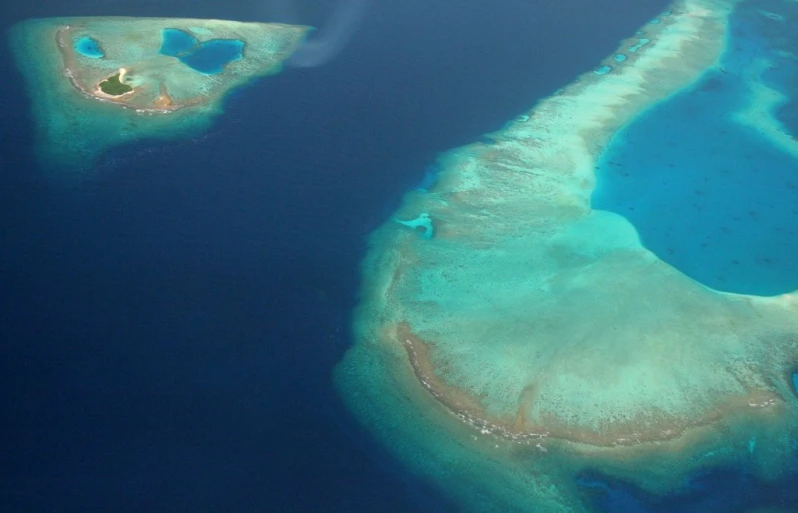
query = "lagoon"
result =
(592, 3, 798, 296)
(159, 27, 244, 75)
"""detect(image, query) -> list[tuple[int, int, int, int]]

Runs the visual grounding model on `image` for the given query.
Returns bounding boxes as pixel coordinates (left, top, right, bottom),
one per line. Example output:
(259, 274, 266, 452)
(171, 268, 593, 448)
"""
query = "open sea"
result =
(13, 0, 786, 511)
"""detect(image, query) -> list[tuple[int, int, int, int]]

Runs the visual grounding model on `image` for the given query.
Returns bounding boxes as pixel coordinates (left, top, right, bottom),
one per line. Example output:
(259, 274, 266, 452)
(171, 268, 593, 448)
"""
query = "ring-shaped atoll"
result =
(9, 17, 310, 170)
(336, 0, 798, 510)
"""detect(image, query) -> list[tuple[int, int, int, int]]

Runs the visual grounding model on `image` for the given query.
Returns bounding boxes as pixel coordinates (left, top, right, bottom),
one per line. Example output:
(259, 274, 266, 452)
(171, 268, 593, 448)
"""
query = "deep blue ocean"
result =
(7, 0, 763, 511)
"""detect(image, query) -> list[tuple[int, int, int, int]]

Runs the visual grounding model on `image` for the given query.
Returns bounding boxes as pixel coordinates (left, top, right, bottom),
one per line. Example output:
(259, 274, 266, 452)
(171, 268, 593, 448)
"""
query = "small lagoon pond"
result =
(159, 28, 244, 75)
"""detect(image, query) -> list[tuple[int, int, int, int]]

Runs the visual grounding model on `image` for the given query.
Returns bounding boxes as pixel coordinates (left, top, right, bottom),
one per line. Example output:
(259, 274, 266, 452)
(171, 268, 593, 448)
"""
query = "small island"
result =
(98, 68, 133, 96)
(9, 16, 312, 169)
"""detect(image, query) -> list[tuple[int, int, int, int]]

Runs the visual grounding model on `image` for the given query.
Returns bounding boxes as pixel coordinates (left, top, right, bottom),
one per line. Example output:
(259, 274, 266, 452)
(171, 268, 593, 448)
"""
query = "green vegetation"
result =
(99, 73, 133, 96)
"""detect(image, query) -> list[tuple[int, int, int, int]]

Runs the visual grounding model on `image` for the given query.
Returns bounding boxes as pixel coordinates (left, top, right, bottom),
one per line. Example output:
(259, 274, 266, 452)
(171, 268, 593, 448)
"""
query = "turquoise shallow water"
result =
(75, 36, 103, 58)
(592, 1, 798, 296)
(159, 28, 244, 75)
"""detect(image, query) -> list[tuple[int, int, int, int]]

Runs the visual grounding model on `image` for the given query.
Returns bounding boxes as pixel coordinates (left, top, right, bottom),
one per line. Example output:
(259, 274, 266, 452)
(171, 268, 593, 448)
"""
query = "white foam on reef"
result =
(336, 0, 798, 509)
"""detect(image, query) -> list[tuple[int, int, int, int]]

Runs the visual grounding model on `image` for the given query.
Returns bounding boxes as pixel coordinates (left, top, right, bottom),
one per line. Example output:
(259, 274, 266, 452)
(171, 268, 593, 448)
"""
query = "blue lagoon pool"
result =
(159, 28, 244, 75)
(74, 36, 103, 58)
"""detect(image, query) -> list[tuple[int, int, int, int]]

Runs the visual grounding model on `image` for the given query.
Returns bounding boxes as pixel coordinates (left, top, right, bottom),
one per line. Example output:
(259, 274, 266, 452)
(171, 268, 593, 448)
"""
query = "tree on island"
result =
(99, 68, 133, 96)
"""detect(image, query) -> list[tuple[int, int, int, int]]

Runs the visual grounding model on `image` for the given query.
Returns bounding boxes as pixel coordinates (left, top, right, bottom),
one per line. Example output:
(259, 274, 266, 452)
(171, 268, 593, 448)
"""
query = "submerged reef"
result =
(336, 0, 798, 510)
(9, 17, 310, 170)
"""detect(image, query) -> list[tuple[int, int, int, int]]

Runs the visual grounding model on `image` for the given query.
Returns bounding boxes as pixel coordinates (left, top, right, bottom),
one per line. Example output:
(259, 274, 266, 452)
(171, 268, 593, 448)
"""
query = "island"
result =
(9, 17, 311, 170)
(98, 68, 133, 97)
